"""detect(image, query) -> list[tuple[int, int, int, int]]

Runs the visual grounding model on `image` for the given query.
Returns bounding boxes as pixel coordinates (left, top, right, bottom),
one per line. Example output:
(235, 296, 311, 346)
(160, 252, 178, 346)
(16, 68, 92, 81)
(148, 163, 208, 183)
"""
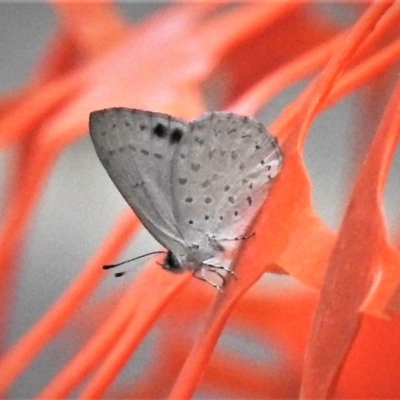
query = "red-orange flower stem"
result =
(272, 2, 399, 141)
(37, 261, 190, 399)
(300, 71, 400, 399)
(0, 210, 139, 395)
(76, 268, 192, 399)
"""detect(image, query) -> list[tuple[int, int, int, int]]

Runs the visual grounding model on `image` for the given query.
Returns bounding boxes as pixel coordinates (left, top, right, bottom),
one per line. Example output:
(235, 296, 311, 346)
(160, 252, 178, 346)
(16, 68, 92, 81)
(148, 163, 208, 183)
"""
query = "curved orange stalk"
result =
(76, 269, 192, 398)
(50, 2, 128, 57)
(300, 66, 400, 399)
(338, 313, 400, 398)
(0, 210, 139, 393)
(117, 278, 318, 398)
(230, 32, 346, 117)
(37, 261, 191, 398)
(195, 2, 303, 59)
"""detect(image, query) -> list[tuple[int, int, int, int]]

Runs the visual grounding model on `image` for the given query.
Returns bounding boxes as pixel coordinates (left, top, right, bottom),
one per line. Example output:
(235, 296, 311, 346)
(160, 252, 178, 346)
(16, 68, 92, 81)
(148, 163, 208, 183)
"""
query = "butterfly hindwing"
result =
(171, 112, 283, 244)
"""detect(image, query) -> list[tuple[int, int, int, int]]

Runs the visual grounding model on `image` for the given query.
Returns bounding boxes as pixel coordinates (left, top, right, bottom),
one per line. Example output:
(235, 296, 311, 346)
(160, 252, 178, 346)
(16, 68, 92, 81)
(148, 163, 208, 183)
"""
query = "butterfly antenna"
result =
(103, 250, 166, 272)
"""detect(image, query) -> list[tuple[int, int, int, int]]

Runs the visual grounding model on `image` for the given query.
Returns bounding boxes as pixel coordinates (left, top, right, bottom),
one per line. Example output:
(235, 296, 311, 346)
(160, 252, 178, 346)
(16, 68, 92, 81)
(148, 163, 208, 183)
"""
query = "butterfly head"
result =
(162, 242, 218, 274)
(162, 251, 185, 273)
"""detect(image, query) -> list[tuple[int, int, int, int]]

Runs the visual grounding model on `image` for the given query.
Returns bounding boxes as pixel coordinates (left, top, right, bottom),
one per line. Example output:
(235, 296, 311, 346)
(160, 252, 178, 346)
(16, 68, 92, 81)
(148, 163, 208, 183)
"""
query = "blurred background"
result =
(1, 3, 400, 398)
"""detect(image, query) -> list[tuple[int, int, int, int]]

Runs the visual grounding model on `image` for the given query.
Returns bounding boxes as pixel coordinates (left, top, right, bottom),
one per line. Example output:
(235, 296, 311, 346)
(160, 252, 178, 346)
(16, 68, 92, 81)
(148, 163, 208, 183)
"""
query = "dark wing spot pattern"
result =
(191, 163, 201, 172)
(153, 123, 168, 138)
(177, 111, 283, 239)
(170, 128, 183, 144)
(179, 177, 188, 185)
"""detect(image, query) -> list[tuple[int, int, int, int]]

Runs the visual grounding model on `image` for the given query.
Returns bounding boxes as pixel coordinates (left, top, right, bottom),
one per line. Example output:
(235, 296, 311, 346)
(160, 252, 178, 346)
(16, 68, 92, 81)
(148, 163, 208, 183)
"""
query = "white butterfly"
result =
(89, 108, 283, 290)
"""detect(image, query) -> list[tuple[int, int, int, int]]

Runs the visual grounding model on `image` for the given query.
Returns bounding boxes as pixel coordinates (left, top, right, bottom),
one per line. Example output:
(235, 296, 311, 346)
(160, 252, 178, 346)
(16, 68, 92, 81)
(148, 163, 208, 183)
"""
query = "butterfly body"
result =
(89, 108, 283, 289)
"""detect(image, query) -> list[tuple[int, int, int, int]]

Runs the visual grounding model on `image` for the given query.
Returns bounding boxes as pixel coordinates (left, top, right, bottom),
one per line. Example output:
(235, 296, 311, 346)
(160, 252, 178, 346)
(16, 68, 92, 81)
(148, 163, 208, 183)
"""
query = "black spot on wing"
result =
(201, 179, 210, 188)
(153, 123, 167, 138)
(191, 163, 201, 172)
(170, 128, 183, 144)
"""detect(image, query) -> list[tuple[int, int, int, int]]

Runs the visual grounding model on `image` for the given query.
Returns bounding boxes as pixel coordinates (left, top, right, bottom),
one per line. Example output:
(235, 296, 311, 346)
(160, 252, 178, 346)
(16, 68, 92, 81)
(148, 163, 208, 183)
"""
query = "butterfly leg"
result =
(193, 269, 224, 292)
(206, 267, 227, 285)
(203, 258, 237, 280)
(218, 232, 255, 242)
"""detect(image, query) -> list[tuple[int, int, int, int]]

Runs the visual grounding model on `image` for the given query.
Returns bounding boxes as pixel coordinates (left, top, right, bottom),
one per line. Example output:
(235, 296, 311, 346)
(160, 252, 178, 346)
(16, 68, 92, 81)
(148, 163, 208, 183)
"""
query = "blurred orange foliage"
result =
(1, 2, 400, 399)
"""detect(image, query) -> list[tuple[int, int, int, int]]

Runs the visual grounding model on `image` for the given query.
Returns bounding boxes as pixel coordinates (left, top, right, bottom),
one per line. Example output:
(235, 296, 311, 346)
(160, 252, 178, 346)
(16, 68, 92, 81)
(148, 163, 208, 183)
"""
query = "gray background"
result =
(1, 3, 399, 398)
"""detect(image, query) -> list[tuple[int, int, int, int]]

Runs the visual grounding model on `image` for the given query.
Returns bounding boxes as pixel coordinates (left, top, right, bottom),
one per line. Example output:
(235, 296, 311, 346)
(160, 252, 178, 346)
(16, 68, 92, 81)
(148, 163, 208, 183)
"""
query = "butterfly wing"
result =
(89, 108, 188, 255)
(171, 112, 283, 246)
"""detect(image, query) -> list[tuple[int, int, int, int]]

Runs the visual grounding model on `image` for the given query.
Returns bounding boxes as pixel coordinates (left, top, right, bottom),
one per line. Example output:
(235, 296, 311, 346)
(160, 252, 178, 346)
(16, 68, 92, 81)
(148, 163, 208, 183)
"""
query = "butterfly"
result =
(89, 108, 283, 290)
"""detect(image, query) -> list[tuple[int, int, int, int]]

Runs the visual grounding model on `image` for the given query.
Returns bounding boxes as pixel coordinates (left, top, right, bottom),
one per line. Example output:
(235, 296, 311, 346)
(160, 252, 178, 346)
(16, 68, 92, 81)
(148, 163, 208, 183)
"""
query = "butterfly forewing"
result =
(89, 108, 188, 254)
